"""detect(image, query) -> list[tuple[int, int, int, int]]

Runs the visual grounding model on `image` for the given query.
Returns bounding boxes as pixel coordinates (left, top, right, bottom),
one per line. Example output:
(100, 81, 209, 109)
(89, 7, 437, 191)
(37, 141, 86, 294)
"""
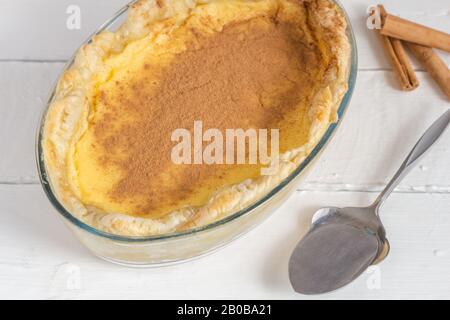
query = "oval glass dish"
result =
(36, 0, 358, 267)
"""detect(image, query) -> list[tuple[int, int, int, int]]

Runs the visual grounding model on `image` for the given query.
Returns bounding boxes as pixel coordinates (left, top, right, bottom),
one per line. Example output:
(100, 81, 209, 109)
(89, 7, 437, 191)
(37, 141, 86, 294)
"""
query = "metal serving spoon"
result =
(289, 109, 450, 295)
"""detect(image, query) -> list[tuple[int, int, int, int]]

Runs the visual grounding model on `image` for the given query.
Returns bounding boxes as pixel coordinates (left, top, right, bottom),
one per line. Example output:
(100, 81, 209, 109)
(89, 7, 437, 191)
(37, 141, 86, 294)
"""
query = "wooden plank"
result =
(0, 62, 63, 183)
(305, 69, 450, 193)
(0, 185, 449, 299)
(0, 0, 128, 61)
(1, 61, 448, 191)
(0, 0, 449, 69)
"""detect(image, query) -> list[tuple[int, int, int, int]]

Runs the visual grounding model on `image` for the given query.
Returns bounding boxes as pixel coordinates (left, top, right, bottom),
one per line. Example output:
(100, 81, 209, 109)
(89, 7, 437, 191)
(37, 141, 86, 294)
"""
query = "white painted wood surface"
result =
(1, 0, 449, 69)
(0, 0, 449, 300)
(1, 186, 450, 300)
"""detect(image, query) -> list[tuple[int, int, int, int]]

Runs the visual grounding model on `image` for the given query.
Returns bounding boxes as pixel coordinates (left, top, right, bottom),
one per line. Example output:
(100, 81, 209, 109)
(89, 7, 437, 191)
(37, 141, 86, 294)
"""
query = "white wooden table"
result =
(0, 0, 449, 300)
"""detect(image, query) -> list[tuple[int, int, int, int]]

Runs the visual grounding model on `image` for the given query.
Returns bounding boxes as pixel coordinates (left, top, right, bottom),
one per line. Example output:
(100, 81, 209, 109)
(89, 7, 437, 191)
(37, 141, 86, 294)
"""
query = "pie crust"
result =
(43, 0, 351, 236)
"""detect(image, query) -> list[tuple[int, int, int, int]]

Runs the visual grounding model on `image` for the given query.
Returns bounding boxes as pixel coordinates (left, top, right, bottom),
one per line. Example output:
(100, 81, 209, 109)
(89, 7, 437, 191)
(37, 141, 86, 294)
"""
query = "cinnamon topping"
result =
(91, 17, 323, 215)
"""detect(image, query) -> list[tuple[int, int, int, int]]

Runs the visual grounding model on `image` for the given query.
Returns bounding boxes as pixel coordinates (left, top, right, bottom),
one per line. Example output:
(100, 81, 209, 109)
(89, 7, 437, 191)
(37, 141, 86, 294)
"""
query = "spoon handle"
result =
(373, 109, 450, 211)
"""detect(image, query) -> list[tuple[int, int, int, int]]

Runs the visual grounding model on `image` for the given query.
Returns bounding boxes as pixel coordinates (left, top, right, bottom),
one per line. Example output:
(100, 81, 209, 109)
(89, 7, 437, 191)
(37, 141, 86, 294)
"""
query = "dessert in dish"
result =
(42, 0, 350, 236)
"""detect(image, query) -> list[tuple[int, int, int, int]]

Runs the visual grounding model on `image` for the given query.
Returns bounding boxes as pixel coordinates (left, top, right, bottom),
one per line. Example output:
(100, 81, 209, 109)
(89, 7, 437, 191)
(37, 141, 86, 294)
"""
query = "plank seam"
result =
(2, 180, 449, 194)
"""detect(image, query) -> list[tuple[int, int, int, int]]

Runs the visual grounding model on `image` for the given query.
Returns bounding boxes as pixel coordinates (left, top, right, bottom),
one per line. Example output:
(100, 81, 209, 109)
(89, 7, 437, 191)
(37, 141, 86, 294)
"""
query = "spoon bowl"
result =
(289, 205, 387, 295)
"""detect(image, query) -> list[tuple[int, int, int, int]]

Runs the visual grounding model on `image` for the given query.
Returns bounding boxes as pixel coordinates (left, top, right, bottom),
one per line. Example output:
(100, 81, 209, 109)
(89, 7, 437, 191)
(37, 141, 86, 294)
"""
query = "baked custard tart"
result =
(42, 0, 351, 237)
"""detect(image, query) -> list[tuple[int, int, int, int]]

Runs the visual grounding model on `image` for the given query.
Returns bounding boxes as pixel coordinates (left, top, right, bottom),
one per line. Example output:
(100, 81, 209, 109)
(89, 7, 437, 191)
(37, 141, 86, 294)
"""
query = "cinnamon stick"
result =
(380, 10, 450, 53)
(407, 43, 450, 100)
(376, 5, 419, 91)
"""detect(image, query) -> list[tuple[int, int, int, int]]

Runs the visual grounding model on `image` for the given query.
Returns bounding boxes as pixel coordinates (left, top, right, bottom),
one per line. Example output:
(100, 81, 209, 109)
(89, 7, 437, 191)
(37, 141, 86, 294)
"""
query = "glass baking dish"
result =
(36, 0, 357, 267)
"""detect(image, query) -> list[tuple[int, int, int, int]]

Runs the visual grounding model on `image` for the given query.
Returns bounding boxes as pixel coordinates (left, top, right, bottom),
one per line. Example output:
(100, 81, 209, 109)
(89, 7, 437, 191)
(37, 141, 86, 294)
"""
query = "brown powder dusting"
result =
(92, 16, 323, 216)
